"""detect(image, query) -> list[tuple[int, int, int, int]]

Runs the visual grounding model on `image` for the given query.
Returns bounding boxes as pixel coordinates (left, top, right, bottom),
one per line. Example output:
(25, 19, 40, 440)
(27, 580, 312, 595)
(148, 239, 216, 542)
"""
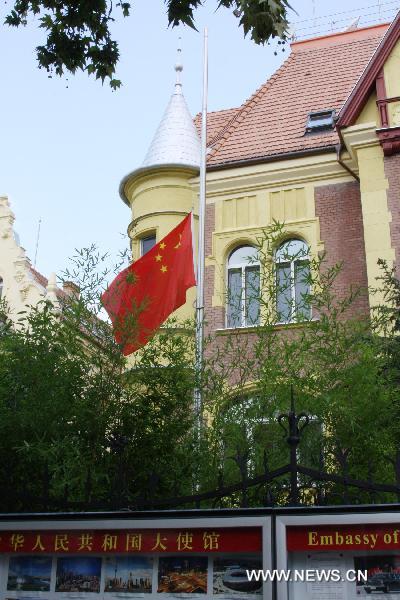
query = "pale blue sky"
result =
(0, 0, 398, 278)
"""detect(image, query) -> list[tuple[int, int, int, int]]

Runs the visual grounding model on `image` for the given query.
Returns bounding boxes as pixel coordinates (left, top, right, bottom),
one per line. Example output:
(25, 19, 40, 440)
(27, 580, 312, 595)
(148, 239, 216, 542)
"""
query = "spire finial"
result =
(174, 37, 183, 94)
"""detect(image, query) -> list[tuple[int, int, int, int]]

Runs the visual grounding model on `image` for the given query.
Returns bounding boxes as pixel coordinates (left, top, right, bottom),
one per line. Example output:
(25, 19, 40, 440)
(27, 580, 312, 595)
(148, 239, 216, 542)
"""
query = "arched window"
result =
(226, 246, 260, 328)
(275, 239, 310, 323)
(0, 277, 3, 300)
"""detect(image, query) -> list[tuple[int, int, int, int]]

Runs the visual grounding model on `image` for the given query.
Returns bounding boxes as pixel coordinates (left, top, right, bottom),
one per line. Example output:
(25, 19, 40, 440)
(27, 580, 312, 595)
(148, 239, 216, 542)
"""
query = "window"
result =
(275, 239, 310, 323)
(226, 246, 260, 328)
(140, 234, 156, 256)
(220, 395, 271, 478)
(306, 109, 335, 133)
(0, 277, 3, 300)
(220, 394, 323, 480)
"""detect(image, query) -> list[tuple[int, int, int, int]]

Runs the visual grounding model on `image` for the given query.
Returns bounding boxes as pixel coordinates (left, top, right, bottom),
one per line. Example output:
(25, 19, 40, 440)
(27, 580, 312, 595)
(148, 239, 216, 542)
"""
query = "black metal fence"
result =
(121, 389, 400, 512)
(9, 390, 400, 513)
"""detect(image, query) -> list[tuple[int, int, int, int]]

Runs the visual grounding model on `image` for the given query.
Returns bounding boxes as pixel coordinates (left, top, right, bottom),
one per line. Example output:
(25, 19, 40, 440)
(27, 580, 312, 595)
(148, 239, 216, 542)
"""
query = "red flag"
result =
(102, 213, 196, 355)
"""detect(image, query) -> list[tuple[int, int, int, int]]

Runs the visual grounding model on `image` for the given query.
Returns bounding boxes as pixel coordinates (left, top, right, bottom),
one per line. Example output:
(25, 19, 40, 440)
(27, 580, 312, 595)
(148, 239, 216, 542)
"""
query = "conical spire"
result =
(142, 47, 201, 170)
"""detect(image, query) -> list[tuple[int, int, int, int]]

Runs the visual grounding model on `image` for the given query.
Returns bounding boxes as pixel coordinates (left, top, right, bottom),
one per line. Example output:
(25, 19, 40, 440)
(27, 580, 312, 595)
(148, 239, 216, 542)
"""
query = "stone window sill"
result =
(215, 320, 315, 335)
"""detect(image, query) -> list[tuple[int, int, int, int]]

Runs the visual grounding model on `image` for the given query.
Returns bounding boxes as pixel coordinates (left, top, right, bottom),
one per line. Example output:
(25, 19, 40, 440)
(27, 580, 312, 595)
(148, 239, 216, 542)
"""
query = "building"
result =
(0, 195, 64, 320)
(119, 11, 400, 337)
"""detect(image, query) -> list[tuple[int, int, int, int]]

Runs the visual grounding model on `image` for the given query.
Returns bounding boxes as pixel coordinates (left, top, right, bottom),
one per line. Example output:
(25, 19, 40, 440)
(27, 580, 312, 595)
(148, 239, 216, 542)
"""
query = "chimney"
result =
(62, 281, 80, 299)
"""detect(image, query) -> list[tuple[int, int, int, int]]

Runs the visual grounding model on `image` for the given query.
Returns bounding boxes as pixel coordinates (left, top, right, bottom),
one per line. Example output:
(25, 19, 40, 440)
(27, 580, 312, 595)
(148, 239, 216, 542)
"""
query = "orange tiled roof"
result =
(30, 266, 66, 299)
(30, 266, 49, 289)
(202, 23, 389, 168)
(194, 107, 240, 145)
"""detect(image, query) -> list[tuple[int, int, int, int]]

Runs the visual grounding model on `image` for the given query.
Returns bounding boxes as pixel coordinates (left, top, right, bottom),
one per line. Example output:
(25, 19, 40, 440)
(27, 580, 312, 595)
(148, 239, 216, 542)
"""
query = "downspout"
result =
(335, 127, 360, 182)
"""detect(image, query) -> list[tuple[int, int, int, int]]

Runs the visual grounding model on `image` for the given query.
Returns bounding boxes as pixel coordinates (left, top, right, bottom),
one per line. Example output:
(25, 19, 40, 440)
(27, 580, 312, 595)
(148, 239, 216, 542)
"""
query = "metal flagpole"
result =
(194, 27, 208, 422)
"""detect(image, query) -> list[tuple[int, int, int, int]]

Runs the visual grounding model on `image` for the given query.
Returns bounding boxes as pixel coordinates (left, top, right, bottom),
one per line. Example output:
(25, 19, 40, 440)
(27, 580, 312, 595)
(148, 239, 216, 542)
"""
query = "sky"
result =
(0, 0, 399, 280)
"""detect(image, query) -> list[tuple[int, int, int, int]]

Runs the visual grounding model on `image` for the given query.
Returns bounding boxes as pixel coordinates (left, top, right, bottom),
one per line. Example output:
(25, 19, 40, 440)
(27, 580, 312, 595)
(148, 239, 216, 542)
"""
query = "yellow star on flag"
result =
(160, 242, 166, 250)
(155, 254, 162, 262)
(160, 265, 168, 273)
(174, 234, 182, 249)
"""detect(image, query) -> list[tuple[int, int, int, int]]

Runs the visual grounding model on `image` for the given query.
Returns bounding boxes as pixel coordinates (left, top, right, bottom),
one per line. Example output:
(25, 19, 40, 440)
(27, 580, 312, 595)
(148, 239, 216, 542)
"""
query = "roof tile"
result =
(203, 23, 388, 167)
(194, 107, 240, 146)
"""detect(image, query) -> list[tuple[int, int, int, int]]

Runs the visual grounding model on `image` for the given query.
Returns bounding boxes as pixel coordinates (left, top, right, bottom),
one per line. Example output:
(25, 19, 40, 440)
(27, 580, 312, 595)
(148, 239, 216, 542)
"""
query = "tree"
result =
(199, 223, 399, 505)
(0, 246, 199, 511)
(1, 225, 398, 511)
(4, 0, 292, 88)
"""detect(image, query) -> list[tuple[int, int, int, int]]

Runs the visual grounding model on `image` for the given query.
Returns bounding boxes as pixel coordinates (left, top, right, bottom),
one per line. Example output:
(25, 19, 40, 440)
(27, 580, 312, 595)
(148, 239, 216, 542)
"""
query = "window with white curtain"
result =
(226, 246, 260, 328)
(275, 239, 311, 323)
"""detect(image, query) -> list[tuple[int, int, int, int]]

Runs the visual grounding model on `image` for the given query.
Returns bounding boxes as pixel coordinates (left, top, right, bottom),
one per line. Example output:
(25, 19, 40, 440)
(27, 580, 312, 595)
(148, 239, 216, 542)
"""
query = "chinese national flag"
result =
(101, 213, 196, 355)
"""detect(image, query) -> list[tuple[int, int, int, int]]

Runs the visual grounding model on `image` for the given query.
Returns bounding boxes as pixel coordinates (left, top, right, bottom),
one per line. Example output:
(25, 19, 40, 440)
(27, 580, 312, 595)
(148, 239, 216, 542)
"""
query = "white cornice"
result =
(341, 122, 380, 164)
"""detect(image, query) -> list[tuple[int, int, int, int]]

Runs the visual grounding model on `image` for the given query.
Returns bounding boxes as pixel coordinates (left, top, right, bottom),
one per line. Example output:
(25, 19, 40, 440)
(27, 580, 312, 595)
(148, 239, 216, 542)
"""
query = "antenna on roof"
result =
(343, 16, 360, 31)
(287, 25, 297, 41)
(34, 217, 42, 268)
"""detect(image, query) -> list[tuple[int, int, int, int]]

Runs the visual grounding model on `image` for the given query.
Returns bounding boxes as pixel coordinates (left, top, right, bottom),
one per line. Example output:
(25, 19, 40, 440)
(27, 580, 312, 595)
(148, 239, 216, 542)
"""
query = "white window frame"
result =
(275, 239, 310, 324)
(226, 246, 260, 329)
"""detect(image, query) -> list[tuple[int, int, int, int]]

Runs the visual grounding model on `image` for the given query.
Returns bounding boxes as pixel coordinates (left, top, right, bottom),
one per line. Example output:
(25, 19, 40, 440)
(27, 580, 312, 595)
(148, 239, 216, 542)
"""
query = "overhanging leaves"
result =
(4, 0, 292, 87)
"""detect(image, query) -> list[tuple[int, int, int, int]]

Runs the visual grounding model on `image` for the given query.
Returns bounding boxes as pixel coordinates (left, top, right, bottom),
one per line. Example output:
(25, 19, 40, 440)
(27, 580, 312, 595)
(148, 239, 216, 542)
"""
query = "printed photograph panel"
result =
(7, 557, 52, 592)
(104, 556, 153, 593)
(55, 557, 101, 593)
(354, 555, 400, 597)
(213, 557, 263, 596)
(158, 557, 207, 594)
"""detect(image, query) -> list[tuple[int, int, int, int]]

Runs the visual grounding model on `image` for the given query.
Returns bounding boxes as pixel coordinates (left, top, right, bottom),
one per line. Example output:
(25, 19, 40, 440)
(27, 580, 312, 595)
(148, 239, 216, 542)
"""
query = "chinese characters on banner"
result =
(0, 528, 262, 554)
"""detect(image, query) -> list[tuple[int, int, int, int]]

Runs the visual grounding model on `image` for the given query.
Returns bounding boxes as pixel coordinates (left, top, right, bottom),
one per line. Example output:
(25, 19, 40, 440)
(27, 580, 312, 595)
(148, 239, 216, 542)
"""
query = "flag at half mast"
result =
(101, 213, 196, 355)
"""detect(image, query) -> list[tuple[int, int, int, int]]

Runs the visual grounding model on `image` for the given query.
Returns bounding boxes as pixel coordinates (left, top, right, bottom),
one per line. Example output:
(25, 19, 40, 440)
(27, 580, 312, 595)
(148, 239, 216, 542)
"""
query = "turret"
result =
(119, 51, 200, 321)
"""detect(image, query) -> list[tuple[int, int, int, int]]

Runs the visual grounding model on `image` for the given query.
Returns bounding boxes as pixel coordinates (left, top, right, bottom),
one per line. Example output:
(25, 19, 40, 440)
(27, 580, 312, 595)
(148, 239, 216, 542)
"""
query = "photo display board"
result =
(285, 521, 400, 600)
(0, 524, 266, 600)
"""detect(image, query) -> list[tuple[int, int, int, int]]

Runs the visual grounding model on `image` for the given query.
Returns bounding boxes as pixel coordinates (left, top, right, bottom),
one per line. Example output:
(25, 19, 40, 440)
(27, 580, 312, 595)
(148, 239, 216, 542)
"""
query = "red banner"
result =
(287, 524, 400, 552)
(0, 527, 261, 554)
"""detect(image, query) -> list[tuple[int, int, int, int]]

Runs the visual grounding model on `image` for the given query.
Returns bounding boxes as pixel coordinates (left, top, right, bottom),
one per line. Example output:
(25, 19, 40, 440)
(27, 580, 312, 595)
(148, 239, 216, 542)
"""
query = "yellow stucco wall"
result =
(340, 78, 400, 307)
(384, 39, 400, 98)
(122, 152, 358, 320)
(355, 40, 400, 130)
(208, 182, 324, 308)
(122, 166, 199, 322)
(357, 144, 394, 303)
(357, 92, 379, 126)
(384, 39, 400, 127)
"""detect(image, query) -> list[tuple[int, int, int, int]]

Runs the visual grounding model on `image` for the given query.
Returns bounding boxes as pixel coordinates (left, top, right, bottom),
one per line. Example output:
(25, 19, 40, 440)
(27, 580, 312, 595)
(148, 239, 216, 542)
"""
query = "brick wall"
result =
(204, 203, 224, 334)
(384, 155, 400, 276)
(315, 181, 369, 317)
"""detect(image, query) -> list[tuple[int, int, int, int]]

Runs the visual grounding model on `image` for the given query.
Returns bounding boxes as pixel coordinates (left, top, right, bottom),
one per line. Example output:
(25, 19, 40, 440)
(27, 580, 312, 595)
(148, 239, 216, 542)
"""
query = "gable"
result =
(0, 196, 64, 318)
(337, 10, 400, 128)
(356, 92, 379, 126)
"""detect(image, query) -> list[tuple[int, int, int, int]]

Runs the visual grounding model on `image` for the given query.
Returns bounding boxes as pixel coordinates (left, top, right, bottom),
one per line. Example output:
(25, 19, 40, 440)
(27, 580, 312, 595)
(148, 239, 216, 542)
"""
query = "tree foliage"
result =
(200, 223, 400, 505)
(0, 247, 199, 511)
(4, 0, 292, 88)
(1, 224, 399, 510)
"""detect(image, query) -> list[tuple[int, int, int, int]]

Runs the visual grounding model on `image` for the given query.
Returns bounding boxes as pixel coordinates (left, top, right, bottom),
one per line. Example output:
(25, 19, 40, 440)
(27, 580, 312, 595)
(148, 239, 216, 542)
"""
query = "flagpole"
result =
(194, 27, 208, 421)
